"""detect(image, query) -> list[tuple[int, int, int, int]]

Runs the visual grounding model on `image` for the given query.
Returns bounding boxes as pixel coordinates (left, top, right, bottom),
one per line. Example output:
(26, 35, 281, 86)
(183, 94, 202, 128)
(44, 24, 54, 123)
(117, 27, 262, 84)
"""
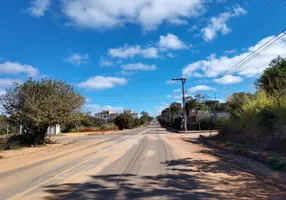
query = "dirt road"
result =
(0, 124, 285, 199)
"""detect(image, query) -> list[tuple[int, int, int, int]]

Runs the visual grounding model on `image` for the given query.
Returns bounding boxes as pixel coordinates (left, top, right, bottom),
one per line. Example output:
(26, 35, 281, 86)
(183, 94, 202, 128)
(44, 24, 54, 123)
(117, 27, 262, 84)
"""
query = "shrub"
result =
(171, 117, 182, 130)
(100, 123, 117, 131)
(0, 135, 30, 150)
(113, 114, 135, 130)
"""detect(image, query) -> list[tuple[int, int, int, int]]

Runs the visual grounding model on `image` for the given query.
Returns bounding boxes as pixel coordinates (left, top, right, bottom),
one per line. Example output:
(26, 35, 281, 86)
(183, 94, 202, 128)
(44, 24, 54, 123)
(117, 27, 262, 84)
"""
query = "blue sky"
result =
(1, 0, 286, 116)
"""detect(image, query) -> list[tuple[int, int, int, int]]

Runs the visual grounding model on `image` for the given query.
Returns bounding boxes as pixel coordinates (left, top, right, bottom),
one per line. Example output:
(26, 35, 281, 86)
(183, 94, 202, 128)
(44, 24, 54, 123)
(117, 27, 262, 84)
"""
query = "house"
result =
(189, 110, 230, 123)
(94, 110, 119, 122)
(124, 110, 139, 119)
(47, 125, 61, 135)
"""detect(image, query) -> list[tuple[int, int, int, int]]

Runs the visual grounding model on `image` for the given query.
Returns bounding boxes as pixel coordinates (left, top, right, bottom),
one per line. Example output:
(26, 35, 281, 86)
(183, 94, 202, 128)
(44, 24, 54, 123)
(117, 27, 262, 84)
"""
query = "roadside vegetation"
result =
(0, 78, 153, 150)
(113, 111, 154, 130)
(157, 97, 228, 131)
(200, 56, 286, 171)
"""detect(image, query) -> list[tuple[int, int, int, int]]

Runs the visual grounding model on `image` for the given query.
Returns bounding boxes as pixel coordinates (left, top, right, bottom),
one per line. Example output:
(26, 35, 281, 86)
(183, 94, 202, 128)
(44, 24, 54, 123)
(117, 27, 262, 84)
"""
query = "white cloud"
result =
(0, 78, 22, 89)
(158, 33, 188, 51)
(26, 0, 51, 17)
(168, 19, 188, 25)
(173, 89, 181, 93)
(84, 104, 123, 114)
(201, 5, 247, 41)
(64, 53, 89, 65)
(155, 105, 169, 113)
(99, 56, 114, 67)
(121, 63, 156, 71)
(120, 71, 135, 76)
(182, 35, 286, 78)
(167, 94, 182, 100)
(0, 61, 39, 77)
(108, 45, 158, 59)
(77, 76, 127, 90)
(188, 85, 216, 93)
(0, 90, 6, 96)
(62, 0, 206, 31)
(214, 75, 243, 84)
(224, 49, 236, 54)
(167, 53, 174, 58)
(166, 80, 176, 84)
(85, 97, 92, 102)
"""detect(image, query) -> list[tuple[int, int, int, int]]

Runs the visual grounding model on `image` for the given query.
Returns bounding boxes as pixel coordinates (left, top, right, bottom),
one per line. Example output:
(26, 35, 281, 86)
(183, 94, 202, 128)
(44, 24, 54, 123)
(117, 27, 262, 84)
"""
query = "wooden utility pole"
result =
(172, 78, 187, 132)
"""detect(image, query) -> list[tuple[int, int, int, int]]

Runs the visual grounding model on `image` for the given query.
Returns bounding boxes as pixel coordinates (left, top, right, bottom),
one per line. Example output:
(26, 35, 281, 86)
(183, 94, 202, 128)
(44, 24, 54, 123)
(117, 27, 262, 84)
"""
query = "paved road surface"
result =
(0, 124, 285, 199)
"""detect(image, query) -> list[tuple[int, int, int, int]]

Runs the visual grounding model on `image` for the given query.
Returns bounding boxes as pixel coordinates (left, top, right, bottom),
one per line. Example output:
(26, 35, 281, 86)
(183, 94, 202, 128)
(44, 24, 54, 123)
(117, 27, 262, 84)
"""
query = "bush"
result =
(0, 135, 30, 150)
(113, 114, 135, 130)
(134, 118, 141, 127)
(100, 123, 117, 131)
(171, 117, 182, 130)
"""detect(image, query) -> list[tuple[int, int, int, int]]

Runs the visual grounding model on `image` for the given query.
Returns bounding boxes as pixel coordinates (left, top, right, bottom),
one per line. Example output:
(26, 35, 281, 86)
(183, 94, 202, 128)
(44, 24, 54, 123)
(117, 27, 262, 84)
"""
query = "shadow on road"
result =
(42, 157, 280, 199)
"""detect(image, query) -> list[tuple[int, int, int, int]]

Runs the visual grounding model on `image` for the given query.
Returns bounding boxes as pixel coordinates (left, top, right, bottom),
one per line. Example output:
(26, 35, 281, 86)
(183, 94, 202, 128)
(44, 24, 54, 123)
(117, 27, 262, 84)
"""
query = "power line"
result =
(194, 0, 286, 94)
(195, 28, 286, 95)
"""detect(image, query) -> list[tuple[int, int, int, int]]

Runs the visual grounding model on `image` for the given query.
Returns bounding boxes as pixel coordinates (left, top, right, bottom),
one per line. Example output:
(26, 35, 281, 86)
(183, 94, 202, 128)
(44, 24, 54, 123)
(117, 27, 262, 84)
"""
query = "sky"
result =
(1, 0, 286, 116)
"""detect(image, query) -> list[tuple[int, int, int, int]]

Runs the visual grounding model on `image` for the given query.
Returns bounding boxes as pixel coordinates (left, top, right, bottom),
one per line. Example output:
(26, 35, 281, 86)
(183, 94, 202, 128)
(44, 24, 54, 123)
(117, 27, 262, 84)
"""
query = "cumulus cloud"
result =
(182, 35, 286, 79)
(0, 61, 39, 77)
(201, 5, 247, 41)
(64, 53, 89, 65)
(108, 45, 158, 59)
(188, 85, 216, 93)
(84, 104, 124, 114)
(158, 33, 188, 51)
(121, 63, 156, 71)
(62, 0, 206, 31)
(77, 76, 127, 90)
(214, 75, 243, 84)
(26, 0, 51, 17)
(0, 78, 22, 88)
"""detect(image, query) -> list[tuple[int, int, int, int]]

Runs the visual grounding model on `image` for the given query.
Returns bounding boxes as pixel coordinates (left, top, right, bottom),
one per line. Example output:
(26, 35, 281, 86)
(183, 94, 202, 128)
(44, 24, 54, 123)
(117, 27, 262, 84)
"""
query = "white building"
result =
(47, 125, 61, 135)
(95, 110, 119, 121)
(19, 124, 61, 135)
(124, 110, 139, 119)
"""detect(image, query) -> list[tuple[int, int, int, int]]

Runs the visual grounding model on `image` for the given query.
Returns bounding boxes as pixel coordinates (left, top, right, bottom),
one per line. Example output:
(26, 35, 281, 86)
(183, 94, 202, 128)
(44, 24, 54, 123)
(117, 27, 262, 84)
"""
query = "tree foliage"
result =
(113, 113, 135, 130)
(0, 78, 84, 144)
(258, 56, 286, 102)
(227, 92, 253, 113)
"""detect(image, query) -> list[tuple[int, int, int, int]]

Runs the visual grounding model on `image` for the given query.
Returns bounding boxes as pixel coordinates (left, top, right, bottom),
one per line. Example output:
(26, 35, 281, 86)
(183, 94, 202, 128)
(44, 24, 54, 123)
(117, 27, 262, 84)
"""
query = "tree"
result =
(0, 78, 84, 144)
(226, 92, 253, 111)
(258, 56, 286, 105)
(141, 111, 149, 117)
(169, 102, 182, 116)
(134, 118, 141, 127)
(113, 114, 134, 130)
(185, 97, 198, 113)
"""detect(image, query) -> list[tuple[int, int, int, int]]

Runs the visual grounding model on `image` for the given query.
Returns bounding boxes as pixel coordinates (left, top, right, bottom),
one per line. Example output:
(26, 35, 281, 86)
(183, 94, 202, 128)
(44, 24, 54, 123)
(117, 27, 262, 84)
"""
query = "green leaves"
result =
(0, 78, 85, 144)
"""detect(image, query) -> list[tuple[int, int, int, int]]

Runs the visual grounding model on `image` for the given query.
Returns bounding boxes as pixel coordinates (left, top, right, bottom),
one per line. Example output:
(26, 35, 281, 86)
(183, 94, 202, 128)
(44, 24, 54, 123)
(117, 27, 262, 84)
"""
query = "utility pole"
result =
(172, 78, 187, 132)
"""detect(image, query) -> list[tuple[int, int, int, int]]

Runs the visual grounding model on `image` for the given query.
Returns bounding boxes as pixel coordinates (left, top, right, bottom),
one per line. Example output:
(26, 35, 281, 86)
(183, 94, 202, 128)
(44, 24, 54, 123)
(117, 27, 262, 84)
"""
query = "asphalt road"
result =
(1, 124, 285, 199)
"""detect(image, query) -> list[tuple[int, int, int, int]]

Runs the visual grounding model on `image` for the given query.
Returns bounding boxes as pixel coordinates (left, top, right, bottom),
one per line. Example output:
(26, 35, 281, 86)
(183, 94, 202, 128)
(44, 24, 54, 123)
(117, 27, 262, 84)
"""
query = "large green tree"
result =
(258, 56, 286, 104)
(0, 78, 84, 144)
